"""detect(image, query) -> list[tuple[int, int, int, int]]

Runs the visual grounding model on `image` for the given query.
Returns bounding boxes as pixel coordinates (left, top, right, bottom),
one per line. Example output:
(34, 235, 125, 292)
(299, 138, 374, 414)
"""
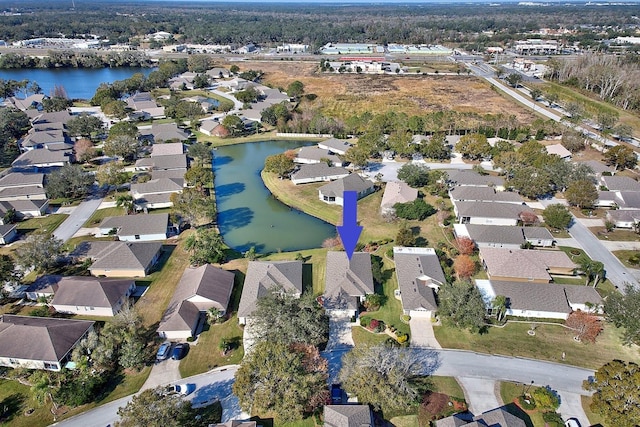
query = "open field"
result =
(242, 60, 538, 123)
(590, 226, 640, 242)
(434, 320, 637, 370)
(82, 206, 125, 227)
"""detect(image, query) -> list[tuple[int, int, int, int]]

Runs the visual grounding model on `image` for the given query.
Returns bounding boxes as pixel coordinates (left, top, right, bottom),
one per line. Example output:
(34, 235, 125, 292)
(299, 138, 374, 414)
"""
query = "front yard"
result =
(434, 320, 636, 370)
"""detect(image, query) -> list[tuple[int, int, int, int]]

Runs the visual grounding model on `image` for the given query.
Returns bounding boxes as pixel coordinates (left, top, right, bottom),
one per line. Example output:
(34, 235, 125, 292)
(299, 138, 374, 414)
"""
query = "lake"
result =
(213, 141, 335, 253)
(0, 67, 154, 100)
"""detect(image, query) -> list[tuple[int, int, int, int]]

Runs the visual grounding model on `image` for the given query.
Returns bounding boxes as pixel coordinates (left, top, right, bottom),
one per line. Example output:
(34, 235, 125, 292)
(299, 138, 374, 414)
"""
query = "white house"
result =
(318, 174, 375, 206)
(50, 277, 136, 317)
(98, 213, 169, 241)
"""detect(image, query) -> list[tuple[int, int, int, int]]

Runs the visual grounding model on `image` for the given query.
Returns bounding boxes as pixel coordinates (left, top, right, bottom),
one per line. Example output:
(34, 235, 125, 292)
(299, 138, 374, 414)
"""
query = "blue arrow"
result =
(337, 191, 362, 260)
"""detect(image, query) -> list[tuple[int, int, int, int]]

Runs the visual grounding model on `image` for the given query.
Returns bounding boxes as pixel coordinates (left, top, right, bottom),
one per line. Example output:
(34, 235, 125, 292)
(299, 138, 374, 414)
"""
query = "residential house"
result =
(318, 138, 353, 155)
(4, 94, 46, 111)
(449, 187, 525, 205)
(393, 247, 446, 318)
(318, 174, 375, 206)
(436, 407, 526, 427)
(12, 148, 72, 172)
(380, 181, 418, 215)
(210, 422, 256, 427)
(72, 240, 163, 277)
(20, 128, 70, 151)
(25, 275, 62, 301)
(97, 213, 169, 241)
(290, 163, 349, 185)
(0, 172, 49, 218)
(135, 154, 188, 172)
(182, 96, 220, 113)
(151, 169, 186, 185)
(445, 170, 505, 191)
(199, 120, 228, 137)
(606, 209, 640, 228)
(295, 146, 344, 167)
(597, 190, 619, 208)
(151, 142, 185, 157)
(0, 315, 94, 371)
(476, 280, 601, 320)
(452, 201, 536, 226)
(577, 160, 613, 178)
(545, 143, 572, 160)
(140, 123, 191, 143)
(238, 260, 302, 325)
(453, 224, 554, 249)
(206, 67, 231, 79)
(601, 176, 640, 192)
(158, 265, 235, 339)
(50, 277, 136, 317)
(0, 224, 17, 245)
(324, 251, 374, 317)
(29, 111, 73, 127)
(324, 405, 373, 427)
(126, 93, 165, 119)
(131, 178, 184, 211)
(479, 248, 576, 283)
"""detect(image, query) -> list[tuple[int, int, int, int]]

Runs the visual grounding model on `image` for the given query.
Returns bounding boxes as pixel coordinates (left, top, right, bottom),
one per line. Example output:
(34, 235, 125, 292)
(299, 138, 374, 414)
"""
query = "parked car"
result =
(156, 342, 172, 362)
(164, 383, 196, 396)
(564, 419, 580, 427)
(171, 343, 188, 360)
(331, 384, 342, 404)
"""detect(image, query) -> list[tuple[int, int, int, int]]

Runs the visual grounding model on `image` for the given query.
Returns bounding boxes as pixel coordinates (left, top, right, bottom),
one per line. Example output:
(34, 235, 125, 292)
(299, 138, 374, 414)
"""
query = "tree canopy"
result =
(264, 153, 295, 178)
(15, 233, 64, 273)
(393, 199, 436, 220)
(45, 164, 94, 200)
(397, 163, 432, 187)
(116, 388, 203, 427)
(565, 179, 598, 209)
(584, 360, 640, 426)
(251, 290, 329, 348)
(437, 279, 486, 332)
(184, 228, 225, 265)
(170, 188, 216, 227)
(339, 345, 435, 413)
(542, 203, 572, 229)
(233, 341, 328, 423)
(604, 145, 637, 171)
(605, 284, 640, 346)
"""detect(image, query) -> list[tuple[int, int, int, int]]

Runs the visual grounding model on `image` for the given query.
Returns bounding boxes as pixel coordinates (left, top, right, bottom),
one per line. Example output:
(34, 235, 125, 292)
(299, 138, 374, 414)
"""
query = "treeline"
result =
(547, 53, 640, 111)
(0, 50, 154, 69)
(1, 2, 639, 48)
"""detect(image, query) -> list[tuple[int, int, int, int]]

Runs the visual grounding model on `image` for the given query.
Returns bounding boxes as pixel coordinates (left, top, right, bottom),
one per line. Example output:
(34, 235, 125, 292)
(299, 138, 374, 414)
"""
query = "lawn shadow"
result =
(302, 263, 313, 295)
(0, 393, 26, 424)
(228, 270, 245, 314)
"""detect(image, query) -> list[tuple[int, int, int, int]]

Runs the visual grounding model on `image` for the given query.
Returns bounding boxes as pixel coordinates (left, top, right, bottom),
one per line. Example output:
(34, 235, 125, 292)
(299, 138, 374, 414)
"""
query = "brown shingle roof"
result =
(0, 315, 93, 362)
(381, 181, 418, 210)
(480, 248, 576, 281)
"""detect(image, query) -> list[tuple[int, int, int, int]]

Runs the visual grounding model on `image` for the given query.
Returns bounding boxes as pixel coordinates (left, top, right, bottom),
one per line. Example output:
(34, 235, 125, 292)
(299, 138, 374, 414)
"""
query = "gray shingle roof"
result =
(522, 227, 554, 241)
(0, 199, 48, 215)
(488, 281, 572, 314)
(131, 178, 183, 195)
(296, 146, 342, 164)
(319, 174, 374, 198)
(0, 315, 93, 362)
(51, 277, 134, 309)
(449, 187, 524, 204)
(324, 252, 374, 310)
(73, 241, 163, 272)
(563, 285, 603, 306)
(473, 408, 527, 427)
(318, 138, 353, 154)
(324, 405, 372, 427)
(464, 225, 526, 245)
(238, 261, 302, 318)
(393, 247, 446, 312)
(12, 149, 72, 168)
(577, 160, 611, 176)
(291, 163, 349, 181)
(454, 201, 535, 220)
(0, 172, 44, 188)
(99, 213, 169, 237)
(151, 142, 185, 157)
(602, 176, 640, 192)
(607, 209, 640, 223)
(618, 191, 640, 209)
(445, 170, 505, 187)
(0, 185, 47, 200)
(158, 300, 200, 333)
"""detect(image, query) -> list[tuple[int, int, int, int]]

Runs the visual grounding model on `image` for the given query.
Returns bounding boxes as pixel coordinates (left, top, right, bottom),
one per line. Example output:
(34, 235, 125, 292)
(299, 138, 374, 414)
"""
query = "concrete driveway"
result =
(457, 377, 501, 415)
(141, 356, 182, 391)
(326, 314, 355, 351)
(409, 317, 441, 348)
(558, 391, 590, 427)
(53, 196, 104, 242)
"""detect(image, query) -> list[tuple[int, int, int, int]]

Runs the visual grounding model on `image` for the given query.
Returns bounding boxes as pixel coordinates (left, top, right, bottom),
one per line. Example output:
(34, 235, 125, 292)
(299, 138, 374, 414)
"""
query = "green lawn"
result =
(179, 315, 245, 378)
(434, 320, 636, 370)
(612, 249, 640, 269)
(431, 376, 465, 401)
(499, 381, 547, 427)
(590, 227, 640, 242)
(0, 379, 53, 427)
(82, 206, 125, 227)
(16, 214, 68, 235)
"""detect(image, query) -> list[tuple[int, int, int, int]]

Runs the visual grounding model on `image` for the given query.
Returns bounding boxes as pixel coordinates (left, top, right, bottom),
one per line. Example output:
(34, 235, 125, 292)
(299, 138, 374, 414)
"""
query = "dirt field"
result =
(239, 60, 538, 123)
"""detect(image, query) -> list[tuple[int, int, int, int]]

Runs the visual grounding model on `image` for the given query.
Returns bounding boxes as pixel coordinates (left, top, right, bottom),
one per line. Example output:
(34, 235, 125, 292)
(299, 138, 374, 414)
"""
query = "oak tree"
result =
(437, 279, 486, 332)
(584, 360, 640, 426)
(605, 284, 640, 346)
(565, 180, 598, 209)
(542, 204, 572, 229)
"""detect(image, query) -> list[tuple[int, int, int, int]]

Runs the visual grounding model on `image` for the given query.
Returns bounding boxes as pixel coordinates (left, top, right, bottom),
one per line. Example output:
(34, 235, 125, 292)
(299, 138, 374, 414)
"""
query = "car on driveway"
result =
(171, 343, 188, 360)
(331, 384, 342, 404)
(564, 419, 580, 427)
(156, 342, 172, 362)
(164, 383, 196, 396)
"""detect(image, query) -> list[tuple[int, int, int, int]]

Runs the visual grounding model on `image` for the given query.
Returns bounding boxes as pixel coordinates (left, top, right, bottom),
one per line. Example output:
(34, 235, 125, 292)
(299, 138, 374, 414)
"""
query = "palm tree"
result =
(207, 307, 222, 324)
(578, 257, 595, 286)
(115, 193, 134, 215)
(591, 261, 605, 288)
(493, 295, 507, 323)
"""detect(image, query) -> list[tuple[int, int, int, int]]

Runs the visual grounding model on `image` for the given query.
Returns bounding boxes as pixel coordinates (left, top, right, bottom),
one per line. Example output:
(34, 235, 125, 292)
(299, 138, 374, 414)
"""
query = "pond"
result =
(0, 67, 154, 100)
(213, 141, 335, 253)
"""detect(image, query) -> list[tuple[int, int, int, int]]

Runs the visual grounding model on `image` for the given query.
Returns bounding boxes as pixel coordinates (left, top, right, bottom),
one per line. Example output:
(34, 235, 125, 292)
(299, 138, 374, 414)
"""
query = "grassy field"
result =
(15, 214, 68, 235)
(612, 249, 640, 269)
(434, 321, 636, 370)
(590, 227, 640, 242)
(82, 206, 125, 227)
(179, 315, 244, 377)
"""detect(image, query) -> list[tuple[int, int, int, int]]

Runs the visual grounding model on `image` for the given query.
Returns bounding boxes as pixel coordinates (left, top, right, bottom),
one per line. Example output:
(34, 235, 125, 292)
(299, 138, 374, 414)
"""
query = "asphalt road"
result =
(568, 217, 639, 290)
(52, 196, 104, 242)
(51, 366, 240, 427)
